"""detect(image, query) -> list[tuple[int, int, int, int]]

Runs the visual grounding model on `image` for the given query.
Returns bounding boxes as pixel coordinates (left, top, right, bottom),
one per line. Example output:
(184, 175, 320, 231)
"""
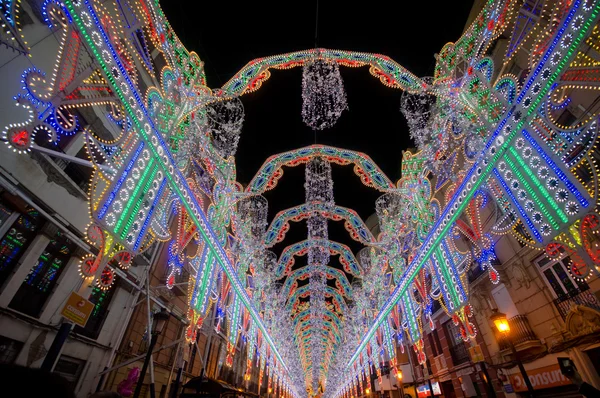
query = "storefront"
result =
(503, 363, 579, 397)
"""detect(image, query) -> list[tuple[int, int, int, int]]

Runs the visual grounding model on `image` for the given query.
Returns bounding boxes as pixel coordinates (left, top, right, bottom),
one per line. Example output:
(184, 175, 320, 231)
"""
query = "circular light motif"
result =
(555, 189, 569, 202)
(547, 177, 559, 190)
(540, 224, 552, 236)
(113, 200, 123, 213)
(498, 161, 507, 172)
(511, 180, 520, 190)
(80, 11, 92, 27)
(550, 52, 561, 66)
(542, 68, 552, 80)
(91, 31, 102, 46)
(523, 97, 532, 108)
(538, 167, 549, 179)
(119, 189, 129, 201)
(515, 138, 525, 149)
(573, 15, 584, 30)
(105, 213, 116, 227)
(504, 170, 513, 180)
(126, 178, 135, 190)
(525, 201, 535, 211)
(532, 212, 543, 224)
(102, 50, 112, 64)
(532, 83, 541, 94)
(530, 156, 541, 168)
(522, 146, 532, 158)
(565, 201, 579, 216)
(517, 190, 527, 201)
(561, 33, 573, 49)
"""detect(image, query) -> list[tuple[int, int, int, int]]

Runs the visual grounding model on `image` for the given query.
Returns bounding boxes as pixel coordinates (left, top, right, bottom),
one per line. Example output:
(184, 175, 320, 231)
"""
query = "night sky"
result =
(161, 1, 474, 261)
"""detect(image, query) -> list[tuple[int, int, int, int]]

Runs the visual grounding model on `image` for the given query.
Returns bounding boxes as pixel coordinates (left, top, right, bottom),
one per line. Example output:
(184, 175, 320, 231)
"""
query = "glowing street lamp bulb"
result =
(365, 388, 370, 395)
(491, 310, 510, 333)
(396, 370, 403, 380)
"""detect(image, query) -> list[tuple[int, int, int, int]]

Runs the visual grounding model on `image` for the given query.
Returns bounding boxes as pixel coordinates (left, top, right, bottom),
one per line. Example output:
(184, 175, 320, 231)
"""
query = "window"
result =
(444, 321, 470, 365)
(54, 355, 85, 391)
(73, 285, 116, 339)
(0, 335, 23, 364)
(0, 202, 14, 229)
(432, 329, 443, 356)
(536, 252, 588, 298)
(0, 209, 42, 287)
(9, 232, 76, 317)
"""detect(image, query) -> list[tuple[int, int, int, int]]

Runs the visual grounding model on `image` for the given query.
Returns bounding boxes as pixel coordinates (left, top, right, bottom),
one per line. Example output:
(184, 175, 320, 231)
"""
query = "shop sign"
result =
(509, 364, 572, 392)
(416, 381, 441, 398)
(468, 344, 485, 362)
(503, 384, 514, 393)
(60, 291, 95, 327)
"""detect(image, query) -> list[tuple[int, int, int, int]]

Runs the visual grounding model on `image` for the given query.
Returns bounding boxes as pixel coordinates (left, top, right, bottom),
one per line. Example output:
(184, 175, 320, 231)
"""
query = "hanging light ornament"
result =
(304, 156, 334, 394)
(207, 97, 244, 158)
(237, 195, 268, 252)
(302, 58, 348, 130)
(400, 77, 437, 149)
(375, 192, 404, 239)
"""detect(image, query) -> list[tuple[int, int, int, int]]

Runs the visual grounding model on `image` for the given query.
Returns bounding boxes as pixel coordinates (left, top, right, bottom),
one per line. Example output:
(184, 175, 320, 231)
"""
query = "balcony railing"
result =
(495, 315, 538, 351)
(449, 343, 470, 365)
(554, 287, 600, 320)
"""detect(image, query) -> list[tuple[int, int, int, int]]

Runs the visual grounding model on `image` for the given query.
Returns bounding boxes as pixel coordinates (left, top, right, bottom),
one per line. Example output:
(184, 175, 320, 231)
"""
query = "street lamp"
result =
(133, 308, 170, 398)
(490, 310, 535, 397)
(395, 370, 404, 398)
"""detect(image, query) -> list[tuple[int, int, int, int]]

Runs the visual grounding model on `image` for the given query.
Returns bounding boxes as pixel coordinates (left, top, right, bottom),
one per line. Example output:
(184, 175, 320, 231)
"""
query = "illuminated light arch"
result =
(295, 323, 342, 352)
(292, 308, 343, 333)
(275, 239, 361, 278)
(220, 48, 425, 96)
(282, 266, 354, 300)
(294, 315, 342, 346)
(287, 285, 349, 315)
(265, 203, 375, 247)
(248, 145, 395, 194)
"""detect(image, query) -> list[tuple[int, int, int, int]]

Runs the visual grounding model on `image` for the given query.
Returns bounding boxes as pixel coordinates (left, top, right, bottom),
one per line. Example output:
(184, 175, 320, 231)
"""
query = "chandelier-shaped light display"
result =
(207, 97, 245, 158)
(304, 156, 334, 392)
(400, 77, 437, 149)
(302, 59, 348, 130)
(375, 192, 404, 239)
(237, 195, 268, 252)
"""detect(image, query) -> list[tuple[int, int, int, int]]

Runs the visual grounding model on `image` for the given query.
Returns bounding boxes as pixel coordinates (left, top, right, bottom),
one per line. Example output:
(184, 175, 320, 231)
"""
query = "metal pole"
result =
(508, 338, 535, 397)
(165, 325, 185, 398)
(97, 338, 185, 376)
(40, 322, 74, 371)
(133, 332, 159, 398)
(480, 361, 497, 398)
(144, 270, 157, 398)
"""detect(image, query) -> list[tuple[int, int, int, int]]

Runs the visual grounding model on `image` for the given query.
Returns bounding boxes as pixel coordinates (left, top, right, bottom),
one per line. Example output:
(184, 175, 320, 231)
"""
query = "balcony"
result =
(495, 315, 542, 353)
(449, 343, 470, 366)
(554, 287, 600, 320)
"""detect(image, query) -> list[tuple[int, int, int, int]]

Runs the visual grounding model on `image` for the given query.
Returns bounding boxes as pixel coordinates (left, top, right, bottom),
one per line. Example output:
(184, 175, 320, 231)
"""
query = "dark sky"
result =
(161, 1, 474, 259)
